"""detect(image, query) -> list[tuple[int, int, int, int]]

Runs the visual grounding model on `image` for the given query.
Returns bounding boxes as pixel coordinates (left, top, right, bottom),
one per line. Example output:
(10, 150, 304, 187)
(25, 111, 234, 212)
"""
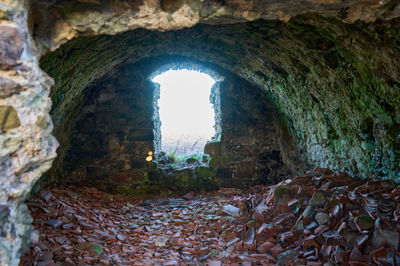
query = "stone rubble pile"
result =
(20, 168, 400, 265)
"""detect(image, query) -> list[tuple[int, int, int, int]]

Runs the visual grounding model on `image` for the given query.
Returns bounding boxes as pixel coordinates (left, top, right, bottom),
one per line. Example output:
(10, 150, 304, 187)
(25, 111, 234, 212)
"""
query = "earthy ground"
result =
(20, 169, 400, 265)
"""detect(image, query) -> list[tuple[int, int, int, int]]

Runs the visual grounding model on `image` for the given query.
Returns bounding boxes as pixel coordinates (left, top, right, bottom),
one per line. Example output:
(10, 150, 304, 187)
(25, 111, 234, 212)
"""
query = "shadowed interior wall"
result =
(215, 75, 293, 187)
(53, 57, 293, 193)
(63, 66, 155, 190)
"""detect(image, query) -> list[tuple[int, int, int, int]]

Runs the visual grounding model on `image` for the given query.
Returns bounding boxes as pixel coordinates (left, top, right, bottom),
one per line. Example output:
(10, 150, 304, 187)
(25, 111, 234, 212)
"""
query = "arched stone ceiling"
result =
(40, 15, 400, 181)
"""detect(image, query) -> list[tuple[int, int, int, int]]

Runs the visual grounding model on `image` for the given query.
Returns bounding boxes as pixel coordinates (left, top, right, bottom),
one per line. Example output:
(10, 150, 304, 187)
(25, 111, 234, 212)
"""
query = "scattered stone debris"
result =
(20, 168, 400, 265)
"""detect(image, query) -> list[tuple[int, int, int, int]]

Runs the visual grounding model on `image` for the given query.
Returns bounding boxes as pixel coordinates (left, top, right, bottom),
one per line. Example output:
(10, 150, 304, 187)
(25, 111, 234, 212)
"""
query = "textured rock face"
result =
(0, 1, 57, 265)
(0, 0, 399, 264)
(31, 0, 400, 53)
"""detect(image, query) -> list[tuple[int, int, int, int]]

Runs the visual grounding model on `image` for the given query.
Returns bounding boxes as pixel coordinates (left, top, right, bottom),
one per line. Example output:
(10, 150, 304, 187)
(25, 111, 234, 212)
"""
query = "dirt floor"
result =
(20, 168, 400, 265)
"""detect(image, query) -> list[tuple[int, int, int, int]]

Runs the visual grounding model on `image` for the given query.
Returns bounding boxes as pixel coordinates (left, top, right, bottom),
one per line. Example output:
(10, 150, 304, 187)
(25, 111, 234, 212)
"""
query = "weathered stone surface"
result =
(0, 77, 23, 99)
(0, 2, 58, 265)
(0, 202, 37, 266)
(30, 0, 400, 53)
(0, 25, 23, 69)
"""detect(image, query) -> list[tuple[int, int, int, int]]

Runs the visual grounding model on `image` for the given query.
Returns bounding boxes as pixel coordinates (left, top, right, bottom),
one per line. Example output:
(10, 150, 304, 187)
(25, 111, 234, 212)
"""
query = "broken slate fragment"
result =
(310, 191, 325, 206)
(322, 230, 340, 239)
(199, 249, 219, 261)
(222, 204, 239, 217)
(45, 219, 62, 228)
(274, 186, 292, 206)
(293, 220, 304, 232)
(208, 261, 222, 266)
(54, 236, 67, 245)
(276, 249, 298, 265)
(315, 212, 330, 226)
(372, 230, 399, 251)
(354, 215, 374, 231)
(116, 232, 127, 241)
(257, 241, 275, 253)
(226, 237, 240, 247)
(183, 191, 194, 200)
(255, 203, 269, 214)
(243, 227, 255, 245)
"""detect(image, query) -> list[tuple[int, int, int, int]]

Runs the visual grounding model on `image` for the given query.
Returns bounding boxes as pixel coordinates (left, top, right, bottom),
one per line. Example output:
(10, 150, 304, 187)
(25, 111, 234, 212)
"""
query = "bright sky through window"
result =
(152, 69, 216, 155)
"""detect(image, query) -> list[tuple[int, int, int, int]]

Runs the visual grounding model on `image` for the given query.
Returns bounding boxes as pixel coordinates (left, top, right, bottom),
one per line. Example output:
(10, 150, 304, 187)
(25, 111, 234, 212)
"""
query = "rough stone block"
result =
(0, 25, 23, 70)
(0, 105, 20, 132)
(196, 166, 216, 179)
(0, 76, 23, 99)
(204, 141, 221, 157)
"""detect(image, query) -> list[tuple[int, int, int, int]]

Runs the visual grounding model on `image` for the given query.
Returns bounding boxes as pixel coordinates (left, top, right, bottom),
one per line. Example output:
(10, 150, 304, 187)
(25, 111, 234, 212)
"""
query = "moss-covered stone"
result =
(204, 141, 221, 157)
(173, 168, 195, 190)
(209, 156, 220, 168)
(196, 166, 216, 179)
(132, 186, 150, 196)
(148, 184, 162, 194)
(148, 169, 162, 182)
(115, 185, 136, 195)
(75, 242, 103, 256)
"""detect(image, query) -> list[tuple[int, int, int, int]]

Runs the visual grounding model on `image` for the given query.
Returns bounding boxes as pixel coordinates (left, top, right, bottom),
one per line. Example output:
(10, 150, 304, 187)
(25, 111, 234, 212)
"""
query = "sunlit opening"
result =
(152, 69, 216, 156)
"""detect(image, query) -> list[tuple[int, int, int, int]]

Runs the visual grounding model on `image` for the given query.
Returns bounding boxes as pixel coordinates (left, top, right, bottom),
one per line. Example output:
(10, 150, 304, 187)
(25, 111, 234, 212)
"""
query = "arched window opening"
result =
(152, 68, 221, 168)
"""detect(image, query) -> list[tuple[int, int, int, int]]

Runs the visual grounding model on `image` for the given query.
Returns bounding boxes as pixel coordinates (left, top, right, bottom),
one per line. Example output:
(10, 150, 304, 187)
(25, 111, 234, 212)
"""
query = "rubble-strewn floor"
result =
(21, 169, 400, 265)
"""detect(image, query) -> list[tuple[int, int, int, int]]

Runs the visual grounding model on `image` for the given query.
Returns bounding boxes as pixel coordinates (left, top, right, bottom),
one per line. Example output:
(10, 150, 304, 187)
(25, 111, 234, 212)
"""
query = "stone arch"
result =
(42, 54, 295, 193)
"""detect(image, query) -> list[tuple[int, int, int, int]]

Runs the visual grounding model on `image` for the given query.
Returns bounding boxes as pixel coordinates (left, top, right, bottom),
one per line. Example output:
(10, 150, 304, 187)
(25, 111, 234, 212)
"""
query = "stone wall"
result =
(210, 77, 293, 187)
(54, 57, 292, 192)
(63, 68, 155, 190)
